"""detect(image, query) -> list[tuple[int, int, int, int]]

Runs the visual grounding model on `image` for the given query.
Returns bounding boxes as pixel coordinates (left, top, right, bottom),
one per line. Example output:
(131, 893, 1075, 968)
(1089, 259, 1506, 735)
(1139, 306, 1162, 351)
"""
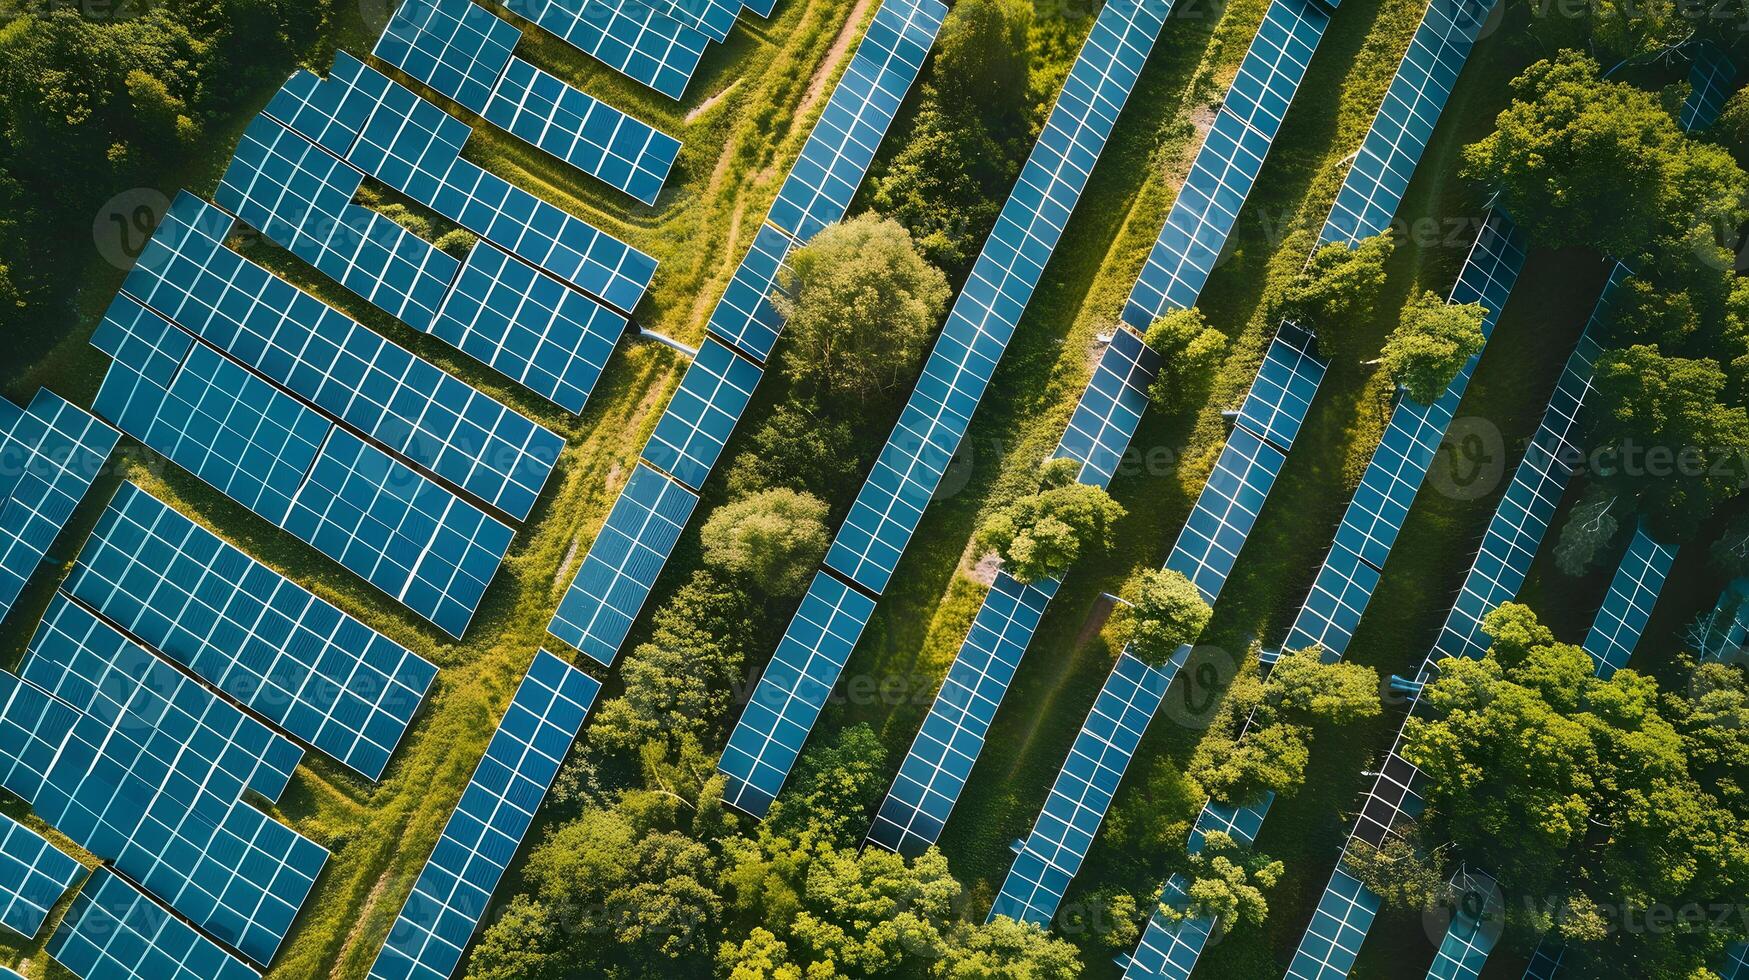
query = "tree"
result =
(463, 896, 568, 980)
(1192, 722, 1311, 805)
(975, 458, 1125, 583)
(1157, 832, 1283, 934)
(1142, 310, 1228, 414)
(776, 215, 950, 405)
(937, 915, 1083, 979)
(1264, 647, 1381, 724)
(1341, 829, 1447, 914)
(1109, 568, 1212, 667)
(930, 0, 1032, 120)
(1275, 233, 1394, 357)
(1710, 86, 1749, 161)
(726, 401, 859, 501)
(1554, 484, 1621, 577)
(1377, 290, 1486, 403)
(1607, 276, 1699, 348)
(872, 105, 1018, 270)
(701, 489, 830, 598)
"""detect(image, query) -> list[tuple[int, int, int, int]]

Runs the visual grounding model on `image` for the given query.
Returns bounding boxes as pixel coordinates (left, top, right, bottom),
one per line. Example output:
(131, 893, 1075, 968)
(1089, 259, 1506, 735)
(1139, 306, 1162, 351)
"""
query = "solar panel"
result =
(1721, 943, 1749, 980)
(643, 0, 739, 41)
(1284, 867, 1382, 980)
(0, 390, 118, 626)
(47, 869, 260, 980)
(367, 649, 599, 980)
(1283, 540, 1382, 657)
(719, 571, 877, 817)
(217, 113, 460, 333)
(989, 650, 1174, 926)
(1682, 41, 1739, 131)
(482, 57, 683, 205)
(1235, 322, 1326, 452)
(0, 671, 83, 804)
(642, 337, 763, 489)
(501, 0, 707, 99)
(1121, 0, 1327, 327)
(24, 594, 305, 804)
(125, 192, 563, 522)
(264, 54, 389, 157)
(431, 241, 625, 415)
(66, 482, 440, 781)
(766, 0, 948, 240)
(866, 571, 1055, 855)
(1521, 938, 1566, 980)
(1582, 525, 1676, 679)
(547, 462, 698, 665)
(373, 0, 521, 115)
(1121, 875, 1210, 980)
(1426, 871, 1502, 980)
(706, 224, 794, 363)
(0, 811, 85, 939)
(1164, 424, 1286, 605)
(1055, 328, 1159, 487)
(821, 0, 1170, 595)
(285, 428, 515, 639)
(1322, 0, 1492, 245)
(1700, 582, 1749, 662)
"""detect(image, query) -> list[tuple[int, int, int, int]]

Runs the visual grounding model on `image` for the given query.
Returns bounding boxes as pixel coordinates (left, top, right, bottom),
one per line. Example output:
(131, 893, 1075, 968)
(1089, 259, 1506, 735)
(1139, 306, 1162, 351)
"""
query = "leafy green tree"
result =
(776, 215, 950, 405)
(463, 896, 567, 980)
(1554, 484, 1621, 577)
(1192, 722, 1311, 805)
(1264, 647, 1382, 724)
(936, 915, 1082, 979)
(975, 458, 1125, 583)
(1275, 234, 1395, 357)
(872, 105, 1017, 270)
(1109, 568, 1212, 667)
(726, 402, 860, 501)
(1142, 310, 1228, 414)
(701, 489, 830, 598)
(930, 0, 1032, 119)
(1377, 290, 1485, 403)
(1341, 828, 1447, 913)
(1608, 276, 1699, 348)
(1710, 86, 1749, 161)
(1157, 832, 1283, 933)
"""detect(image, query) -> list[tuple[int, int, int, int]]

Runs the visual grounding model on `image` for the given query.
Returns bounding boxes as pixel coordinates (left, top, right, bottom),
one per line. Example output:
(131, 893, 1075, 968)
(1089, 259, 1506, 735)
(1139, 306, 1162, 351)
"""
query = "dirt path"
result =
(685, 78, 742, 123)
(799, 0, 876, 118)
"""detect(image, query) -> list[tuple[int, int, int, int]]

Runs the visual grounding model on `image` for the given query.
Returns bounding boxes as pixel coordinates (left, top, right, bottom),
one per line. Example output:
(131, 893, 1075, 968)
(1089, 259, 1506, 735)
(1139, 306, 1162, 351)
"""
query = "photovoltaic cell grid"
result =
(47, 869, 259, 980)
(1700, 583, 1749, 662)
(546, 463, 698, 666)
(1322, 0, 1491, 245)
(1055, 328, 1159, 486)
(1121, 875, 1210, 980)
(651, 0, 739, 42)
(373, 0, 519, 115)
(1721, 943, 1749, 980)
(766, 0, 947, 241)
(825, 0, 1171, 596)
(1682, 42, 1739, 131)
(1521, 939, 1565, 980)
(483, 57, 682, 205)
(1336, 212, 1526, 571)
(0, 811, 84, 940)
(1235, 322, 1325, 453)
(1582, 525, 1677, 679)
(720, 572, 877, 817)
(1426, 872, 1502, 980)
(502, 0, 706, 100)
(125, 192, 563, 522)
(989, 651, 1173, 926)
(1284, 540, 1381, 656)
(642, 338, 763, 489)
(705, 223, 794, 363)
(1121, 0, 1327, 326)
(1284, 867, 1381, 980)
(431, 241, 625, 415)
(0, 390, 118, 626)
(264, 54, 385, 158)
(367, 650, 600, 980)
(1164, 425, 1286, 606)
(66, 483, 440, 781)
(217, 114, 459, 333)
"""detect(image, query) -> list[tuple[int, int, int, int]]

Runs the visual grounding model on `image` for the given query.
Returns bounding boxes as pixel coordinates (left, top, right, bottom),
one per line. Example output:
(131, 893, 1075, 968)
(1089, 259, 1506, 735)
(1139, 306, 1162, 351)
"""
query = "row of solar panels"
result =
(545, 0, 948, 665)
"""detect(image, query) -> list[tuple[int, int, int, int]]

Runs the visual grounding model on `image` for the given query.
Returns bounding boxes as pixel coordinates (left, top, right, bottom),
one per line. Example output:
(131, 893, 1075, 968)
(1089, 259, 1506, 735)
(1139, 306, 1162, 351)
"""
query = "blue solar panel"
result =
(1582, 525, 1676, 679)
(1521, 938, 1566, 980)
(1285, 867, 1382, 980)
(826, 0, 1171, 596)
(1323, 0, 1492, 245)
(547, 462, 698, 665)
(264, 54, 389, 157)
(502, 0, 707, 99)
(866, 571, 1055, 855)
(373, 0, 520, 115)
(285, 428, 515, 639)
(989, 650, 1174, 926)
(0, 811, 85, 940)
(1121, 875, 1210, 980)
(125, 192, 563, 522)
(367, 649, 599, 980)
(642, 338, 763, 489)
(767, 0, 948, 240)
(719, 572, 877, 817)
(0, 390, 118, 627)
(1284, 539, 1382, 657)
(1426, 871, 1502, 980)
(48, 869, 260, 980)
(1700, 582, 1749, 662)
(646, 0, 738, 41)
(432, 241, 625, 415)
(1121, 0, 1327, 327)
(1164, 425, 1286, 605)
(1235, 322, 1326, 452)
(1721, 943, 1749, 980)
(1055, 328, 1160, 486)
(1682, 41, 1739, 131)
(482, 57, 683, 205)
(217, 114, 460, 333)
(706, 223, 794, 363)
(66, 483, 440, 781)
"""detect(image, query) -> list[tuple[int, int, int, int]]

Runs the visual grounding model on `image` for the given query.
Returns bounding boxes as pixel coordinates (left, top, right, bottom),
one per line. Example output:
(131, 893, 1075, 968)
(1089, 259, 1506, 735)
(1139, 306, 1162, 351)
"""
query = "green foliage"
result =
(1379, 290, 1485, 403)
(1109, 568, 1212, 667)
(1275, 234, 1395, 357)
(1142, 310, 1229, 414)
(1264, 647, 1382, 724)
(1340, 826, 1447, 913)
(1157, 833, 1283, 933)
(975, 458, 1125, 583)
(1608, 276, 1700, 348)
(433, 228, 477, 258)
(1554, 484, 1621, 577)
(1712, 512, 1749, 578)
(871, 104, 1019, 270)
(701, 489, 831, 598)
(930, 0, 1032, 119)
(1192, 722, 1311, 806)
(775, 215, 950, 405)
(725, 401, 860, 502)
(1710, 87, 1749, 162)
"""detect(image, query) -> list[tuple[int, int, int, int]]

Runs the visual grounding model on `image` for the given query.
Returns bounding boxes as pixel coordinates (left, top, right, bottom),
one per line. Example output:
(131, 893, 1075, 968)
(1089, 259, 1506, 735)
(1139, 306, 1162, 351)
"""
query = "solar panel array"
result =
(1286, 868, 1382, 980)
(1700, 582, 1749, 662)
(1682, 41, 1739, 131)
(720, 0, 1169, 820)
(1117, 875, 1209, 980)
(866, 332, 1158, 856)
(1426, 872, 1502, 980)
(367, 650, 599, 980)
(545, 0, 945, 666)
(645, 0, 739, 43)
(0, 390, 119, 626)
(66, 483, 439, 781)
(1722, 943, 1749, 980)
(1581, 525, 1677, 678)
(374, 0, 519, 114)
(0, 811, 84, 939)
(501, 0, 707, 100)
(48, 869, 260, 980)
(92, 292, 514, 638)
(1521, 940, 1565, 980)
(1164, 425, 1288, 606)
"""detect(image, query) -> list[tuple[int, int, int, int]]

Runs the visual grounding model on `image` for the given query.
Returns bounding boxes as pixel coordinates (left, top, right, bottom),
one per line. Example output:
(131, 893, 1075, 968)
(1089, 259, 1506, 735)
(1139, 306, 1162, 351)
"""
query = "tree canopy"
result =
(1141, 310, 1229, 414)
(1553, 484, 1622, 578)
(1378, 290, 1486, 404)
(930, 0, 1032, 120)
(1109, 568, 1212, 667)
(975, 458, 1125, 584)
(1275, 234, 1395, 357)
(701, 489, 831, 599)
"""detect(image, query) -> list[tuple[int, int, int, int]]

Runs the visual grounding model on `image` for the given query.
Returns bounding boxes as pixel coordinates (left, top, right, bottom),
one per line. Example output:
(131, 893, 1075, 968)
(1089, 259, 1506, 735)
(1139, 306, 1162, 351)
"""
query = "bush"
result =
(975, 458, 1125, 584)
(1142, 310, 1228, 414)
(1109, 568, 1212, 667)
(1275, 234, 1394, 357)
(1378, 290, 1486, 404)
(700, 489, 830, 598)
(725, 401, 860, 501)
